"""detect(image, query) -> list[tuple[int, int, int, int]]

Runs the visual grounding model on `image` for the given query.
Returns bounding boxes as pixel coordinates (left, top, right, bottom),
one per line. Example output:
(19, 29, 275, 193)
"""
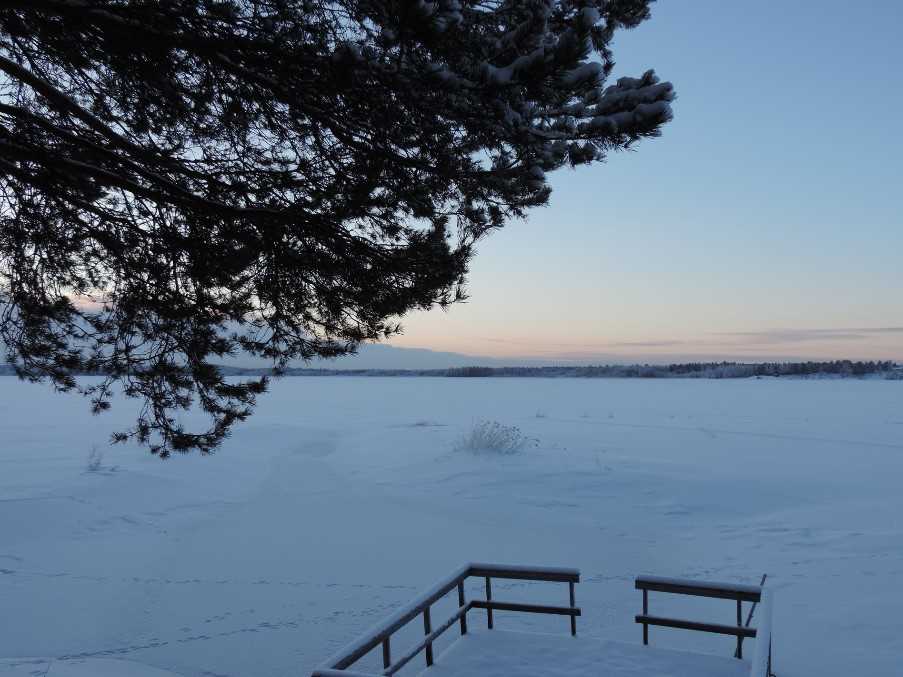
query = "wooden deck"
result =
(311, 563, 774, 677)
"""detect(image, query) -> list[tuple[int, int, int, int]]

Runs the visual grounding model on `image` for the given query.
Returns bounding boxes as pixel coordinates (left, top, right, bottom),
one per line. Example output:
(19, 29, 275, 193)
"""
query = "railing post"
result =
(423, 605, 434, 666)
(485, 576, 493, 629)
(457, 580, 468, 635)
(736, 599, 743, 659)
(642, 589, 649, 645)
(569, 581, 577, 636)
(382, 637, 391, 670)
(734, 574, 767, 660)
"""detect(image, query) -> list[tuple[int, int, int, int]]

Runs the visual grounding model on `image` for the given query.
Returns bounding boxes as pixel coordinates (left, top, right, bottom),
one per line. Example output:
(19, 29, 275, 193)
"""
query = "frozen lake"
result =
(1, 376, 901, 677)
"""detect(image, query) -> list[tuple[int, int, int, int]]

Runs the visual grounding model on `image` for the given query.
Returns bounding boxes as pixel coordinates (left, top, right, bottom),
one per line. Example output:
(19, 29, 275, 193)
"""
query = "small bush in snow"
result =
(455, 420, 533, 455)
(86, 446, 103, 472)
(85, 446, 118, 474)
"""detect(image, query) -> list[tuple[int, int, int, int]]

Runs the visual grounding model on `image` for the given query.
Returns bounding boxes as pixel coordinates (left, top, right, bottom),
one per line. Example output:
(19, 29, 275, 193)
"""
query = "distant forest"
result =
(1, 360, 900, 379)
(435, 360, 902, 379)
(215, 360, 901, 379)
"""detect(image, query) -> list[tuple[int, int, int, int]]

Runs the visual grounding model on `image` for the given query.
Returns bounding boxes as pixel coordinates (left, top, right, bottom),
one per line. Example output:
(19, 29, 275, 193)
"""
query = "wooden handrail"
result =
(635, 575, 765, 660)
(470, 600, 582, 617)
(313, 563, 581, 677)
(325, 564, 471, 671)
(635, 615, 757, 638)
(635, 576, 762, 602)
(469, 563, 580, 583)
(383, 604, 472, 676)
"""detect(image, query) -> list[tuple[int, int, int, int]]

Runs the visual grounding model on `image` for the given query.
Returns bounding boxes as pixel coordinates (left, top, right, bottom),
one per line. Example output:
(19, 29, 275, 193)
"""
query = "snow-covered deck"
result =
(419, 629, 752, 677)
(312, 563, 773, 677)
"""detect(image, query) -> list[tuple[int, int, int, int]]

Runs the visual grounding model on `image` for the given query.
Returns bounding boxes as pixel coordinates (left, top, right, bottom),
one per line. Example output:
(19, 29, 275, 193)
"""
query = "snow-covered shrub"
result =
(455, 420, 533, 455)
(86, 446, 103, 472)
(85, 446, 118, 474)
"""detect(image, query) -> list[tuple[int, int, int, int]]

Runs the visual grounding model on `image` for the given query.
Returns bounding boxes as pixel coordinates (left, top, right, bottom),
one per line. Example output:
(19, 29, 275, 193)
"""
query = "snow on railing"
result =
(312, 563, 580, 677)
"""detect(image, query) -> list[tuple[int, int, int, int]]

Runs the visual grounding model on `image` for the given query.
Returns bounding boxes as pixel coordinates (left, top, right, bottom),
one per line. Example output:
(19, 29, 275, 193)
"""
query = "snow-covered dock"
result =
(415, 629, 752, 677)
(311, 563, 773, 677)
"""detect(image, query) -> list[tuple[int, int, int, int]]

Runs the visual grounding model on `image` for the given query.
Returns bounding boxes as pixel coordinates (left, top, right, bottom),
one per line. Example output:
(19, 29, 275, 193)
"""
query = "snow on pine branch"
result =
(578, 70, 674, 136)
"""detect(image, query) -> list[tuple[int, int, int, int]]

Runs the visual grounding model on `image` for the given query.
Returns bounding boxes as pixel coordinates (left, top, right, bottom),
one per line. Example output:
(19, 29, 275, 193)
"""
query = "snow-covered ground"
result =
(1, 377, 901, 677)
(0, 657, 182, 677)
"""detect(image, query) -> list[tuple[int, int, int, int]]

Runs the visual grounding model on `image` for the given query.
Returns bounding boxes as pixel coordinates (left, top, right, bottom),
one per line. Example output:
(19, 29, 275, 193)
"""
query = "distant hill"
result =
(218, 342, 519, 370)
(0, 342, 523, 375)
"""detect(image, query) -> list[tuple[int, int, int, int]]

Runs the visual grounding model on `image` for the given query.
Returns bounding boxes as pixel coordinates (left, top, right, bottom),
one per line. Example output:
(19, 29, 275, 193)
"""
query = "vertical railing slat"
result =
(569, 581, 577, 636)
(642, 589, 649, 645)
(457, 580, 467, 635)
(381, 637, 391, 670)
(423, 606, 433, 666)
(485, 576, 493, 629)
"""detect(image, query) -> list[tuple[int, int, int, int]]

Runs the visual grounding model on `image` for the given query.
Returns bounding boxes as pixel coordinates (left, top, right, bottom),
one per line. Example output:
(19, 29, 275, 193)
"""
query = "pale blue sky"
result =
(391, 0, 903, 362)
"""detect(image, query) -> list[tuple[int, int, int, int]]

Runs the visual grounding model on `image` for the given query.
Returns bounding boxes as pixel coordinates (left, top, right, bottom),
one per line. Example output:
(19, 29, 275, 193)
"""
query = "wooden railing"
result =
(312, 563, 581, 677)
(635, 575, 765, 661)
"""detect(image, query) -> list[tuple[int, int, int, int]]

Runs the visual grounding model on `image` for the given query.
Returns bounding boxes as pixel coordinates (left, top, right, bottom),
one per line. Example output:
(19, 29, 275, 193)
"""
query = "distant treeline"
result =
(234, 360, 901, 379)
(439, 360, 902, 379)
(1, 360, 900, 379)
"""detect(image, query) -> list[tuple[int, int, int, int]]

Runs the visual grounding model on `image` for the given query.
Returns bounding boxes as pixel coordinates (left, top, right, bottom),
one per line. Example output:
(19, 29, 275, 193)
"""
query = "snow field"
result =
(1, 377, 901, 677)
